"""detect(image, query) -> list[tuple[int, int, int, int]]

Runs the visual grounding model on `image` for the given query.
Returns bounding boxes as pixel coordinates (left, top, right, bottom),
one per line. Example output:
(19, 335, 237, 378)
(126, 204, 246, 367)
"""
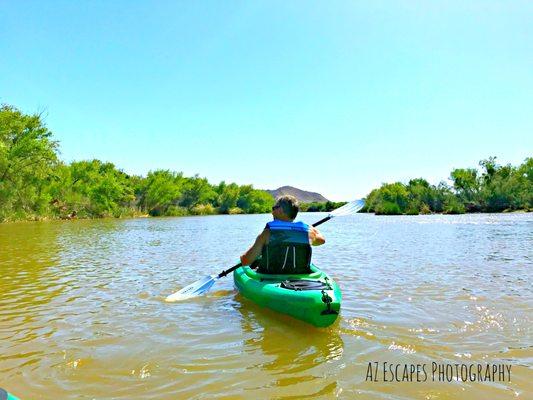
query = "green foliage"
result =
(0, 105, 280, 221)
(300, 201, 346, 212)
(60, 160, 135, 217)
(477, 157, 532, 212)
(376, 201, 403, 215)
(364, 157, 532, 215)
(136, 173, 273, 217)
(450, 167, 481, 211)
(190, 204, 216, 215)
(179, 175, 216, 208)
(1, 105, 530, 221)
(212, 183, 274, 214)
(443, 194, 466, 214)
(517, 158, 533, 209)
(217, 182, 240, 214)
(420, 203, 431, 215)
(165, 205, 189, 216)
(236, 185, 275, 213)
(138, 170, 183, 216)
(368, 183, 409, 215)
(0, 105, 59, 221)
(405, 203, 420, 215)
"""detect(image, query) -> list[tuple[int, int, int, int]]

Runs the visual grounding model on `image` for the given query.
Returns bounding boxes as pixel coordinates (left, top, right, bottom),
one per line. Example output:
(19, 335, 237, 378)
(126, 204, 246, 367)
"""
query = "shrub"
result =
(190, 204, 216, 215)
(443, 196, 465, 214)
(375, 201, 402, 215)
(164, 205, 188, 216)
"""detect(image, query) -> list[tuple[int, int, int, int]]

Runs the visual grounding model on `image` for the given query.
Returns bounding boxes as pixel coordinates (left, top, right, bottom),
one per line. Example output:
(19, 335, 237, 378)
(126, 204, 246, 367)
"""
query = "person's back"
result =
(257, 219, 311, 274)
(240, 195, 325, 274)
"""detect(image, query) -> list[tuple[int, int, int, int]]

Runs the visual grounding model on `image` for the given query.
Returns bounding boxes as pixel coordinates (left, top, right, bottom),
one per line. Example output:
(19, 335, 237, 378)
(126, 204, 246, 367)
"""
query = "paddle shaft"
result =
(218, 263, 242, 278)
(312, 216, 331, 227)
(217, 215, 334, 278)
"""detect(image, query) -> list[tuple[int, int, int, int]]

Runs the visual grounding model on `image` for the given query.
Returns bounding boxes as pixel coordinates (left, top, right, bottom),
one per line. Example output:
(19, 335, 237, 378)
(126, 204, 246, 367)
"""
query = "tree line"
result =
(0, 105, 275, 221)
(364, 157, 532, 215)
(1, 105, 530, 221)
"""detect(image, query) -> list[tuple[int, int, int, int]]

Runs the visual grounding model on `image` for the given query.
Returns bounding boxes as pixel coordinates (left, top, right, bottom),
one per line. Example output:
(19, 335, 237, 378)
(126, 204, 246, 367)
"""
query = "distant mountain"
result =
(266, 186, 329, 203)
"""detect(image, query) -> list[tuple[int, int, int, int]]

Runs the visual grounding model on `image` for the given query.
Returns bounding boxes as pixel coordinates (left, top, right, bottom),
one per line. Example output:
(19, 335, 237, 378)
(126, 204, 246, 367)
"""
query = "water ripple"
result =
(1, 213, 531, 399)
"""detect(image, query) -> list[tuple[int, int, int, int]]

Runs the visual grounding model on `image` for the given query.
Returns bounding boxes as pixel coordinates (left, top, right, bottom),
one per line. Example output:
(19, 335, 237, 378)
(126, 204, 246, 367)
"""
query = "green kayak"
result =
(0, 389, 20, 400)
(233, 264, 341, 327)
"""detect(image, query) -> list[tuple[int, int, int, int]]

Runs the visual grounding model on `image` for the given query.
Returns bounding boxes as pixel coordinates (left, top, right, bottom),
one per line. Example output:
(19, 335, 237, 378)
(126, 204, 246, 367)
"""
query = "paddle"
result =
(165, 199, 365, 302)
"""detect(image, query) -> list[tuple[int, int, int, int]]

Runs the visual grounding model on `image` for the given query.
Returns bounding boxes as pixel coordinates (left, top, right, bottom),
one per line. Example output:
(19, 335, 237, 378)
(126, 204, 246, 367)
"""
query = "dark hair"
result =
(275, 195, 299, 220)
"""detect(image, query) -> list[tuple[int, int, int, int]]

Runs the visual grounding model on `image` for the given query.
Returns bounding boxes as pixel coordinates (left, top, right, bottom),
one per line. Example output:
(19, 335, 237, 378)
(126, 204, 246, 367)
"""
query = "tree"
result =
(406, 178, 431, 214)
(372, 183, 409, 215)
(237, 185, 274, 213)
(66, 160, 135, 217)
(516, 157, 533, 209)
(179, 175, 216, 209)
(479, 156, 498, 184)
(478, 159, 528, 212)
(0, 105, 59, 220)
(139, 170, 183, 216)
(218, 183, 240, 214)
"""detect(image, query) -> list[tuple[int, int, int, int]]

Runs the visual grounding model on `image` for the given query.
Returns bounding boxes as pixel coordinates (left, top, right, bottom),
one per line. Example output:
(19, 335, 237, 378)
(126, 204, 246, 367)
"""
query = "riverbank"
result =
(1, 207, 530, 225)
(0, 202, 349, 223)
(362, 207, 531, 216)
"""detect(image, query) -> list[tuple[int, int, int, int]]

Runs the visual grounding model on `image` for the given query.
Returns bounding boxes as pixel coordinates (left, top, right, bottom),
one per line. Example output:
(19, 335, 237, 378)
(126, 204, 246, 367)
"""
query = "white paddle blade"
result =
(165, 275, 218, 302)
(330, 199, 365, 217)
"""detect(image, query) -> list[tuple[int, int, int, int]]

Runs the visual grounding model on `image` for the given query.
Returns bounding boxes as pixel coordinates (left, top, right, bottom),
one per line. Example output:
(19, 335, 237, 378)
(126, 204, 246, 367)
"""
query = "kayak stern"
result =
(233, 264, 341, 327)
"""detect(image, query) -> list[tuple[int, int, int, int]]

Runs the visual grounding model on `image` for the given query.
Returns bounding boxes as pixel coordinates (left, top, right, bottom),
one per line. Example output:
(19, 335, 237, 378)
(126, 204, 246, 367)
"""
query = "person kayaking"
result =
(240, 195, 326, 274)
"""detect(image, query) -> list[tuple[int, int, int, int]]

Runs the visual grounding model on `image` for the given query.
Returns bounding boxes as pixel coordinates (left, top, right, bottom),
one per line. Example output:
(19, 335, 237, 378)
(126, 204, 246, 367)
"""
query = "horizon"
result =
(1, 1, 531, 201)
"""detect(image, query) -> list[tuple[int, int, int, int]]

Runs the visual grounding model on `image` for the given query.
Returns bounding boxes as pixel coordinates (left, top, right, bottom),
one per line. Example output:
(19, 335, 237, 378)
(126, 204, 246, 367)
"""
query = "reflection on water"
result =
(0, 213, 532, 399)
(237, 296, 344, 398)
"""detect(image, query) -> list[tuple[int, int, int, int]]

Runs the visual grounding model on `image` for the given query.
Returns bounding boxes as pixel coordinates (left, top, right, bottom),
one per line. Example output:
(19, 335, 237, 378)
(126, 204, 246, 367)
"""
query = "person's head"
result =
(272, 195, 299, 221)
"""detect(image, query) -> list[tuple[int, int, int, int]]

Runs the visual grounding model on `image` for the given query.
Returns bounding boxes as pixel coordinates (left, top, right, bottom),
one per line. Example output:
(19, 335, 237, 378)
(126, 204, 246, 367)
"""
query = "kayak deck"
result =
(233, 264, 341, 327)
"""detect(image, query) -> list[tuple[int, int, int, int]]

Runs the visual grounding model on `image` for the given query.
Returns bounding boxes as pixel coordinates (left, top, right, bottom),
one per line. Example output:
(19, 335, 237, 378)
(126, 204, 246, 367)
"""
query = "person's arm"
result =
(309, 226, 325, 246)
(240, 229, 269, 266)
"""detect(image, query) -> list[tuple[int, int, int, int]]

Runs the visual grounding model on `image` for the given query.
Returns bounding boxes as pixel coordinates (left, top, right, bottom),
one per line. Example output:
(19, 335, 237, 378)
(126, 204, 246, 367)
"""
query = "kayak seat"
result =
(280, 279, 332, 291)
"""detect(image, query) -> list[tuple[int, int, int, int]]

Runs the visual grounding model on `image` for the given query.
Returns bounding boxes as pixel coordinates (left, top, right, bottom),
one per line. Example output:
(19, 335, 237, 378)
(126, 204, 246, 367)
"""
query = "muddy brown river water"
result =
(1, 213, 531, 399)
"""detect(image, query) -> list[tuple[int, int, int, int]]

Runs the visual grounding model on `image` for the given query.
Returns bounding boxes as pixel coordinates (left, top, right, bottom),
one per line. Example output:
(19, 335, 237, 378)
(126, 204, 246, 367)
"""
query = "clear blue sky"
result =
(1, 1, 531, 200)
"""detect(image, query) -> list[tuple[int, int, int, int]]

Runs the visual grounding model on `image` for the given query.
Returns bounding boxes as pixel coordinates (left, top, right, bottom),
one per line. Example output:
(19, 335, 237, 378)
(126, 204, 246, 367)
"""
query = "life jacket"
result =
(257, 220, 312, 274)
